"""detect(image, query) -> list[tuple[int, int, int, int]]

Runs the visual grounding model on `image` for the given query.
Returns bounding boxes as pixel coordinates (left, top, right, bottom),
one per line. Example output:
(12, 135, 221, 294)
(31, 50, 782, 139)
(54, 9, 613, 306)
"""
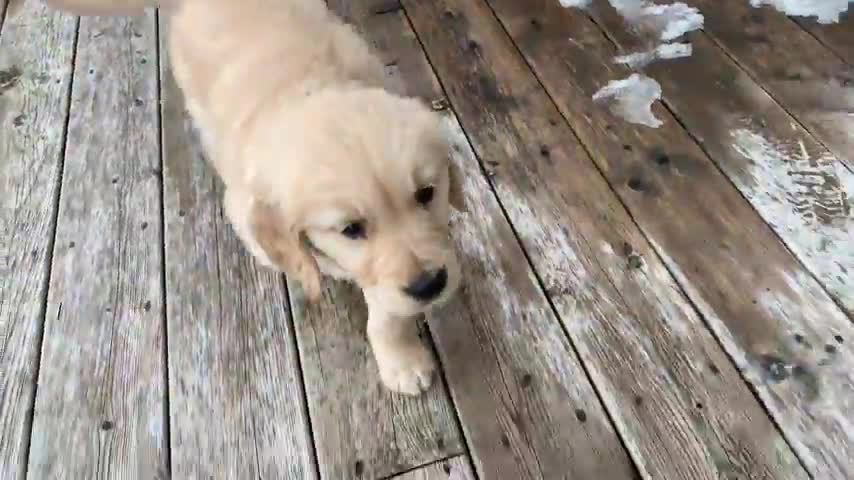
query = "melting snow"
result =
(559, 0, 592, 7)
(592, 73, 663, 127)
(750, 0, 853, 24)
(614, 42, 692, 68)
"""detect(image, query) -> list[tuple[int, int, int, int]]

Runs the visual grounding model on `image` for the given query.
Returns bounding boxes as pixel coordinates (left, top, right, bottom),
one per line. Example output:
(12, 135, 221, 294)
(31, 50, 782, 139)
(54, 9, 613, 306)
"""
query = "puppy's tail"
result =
(44, 0, 178, 15)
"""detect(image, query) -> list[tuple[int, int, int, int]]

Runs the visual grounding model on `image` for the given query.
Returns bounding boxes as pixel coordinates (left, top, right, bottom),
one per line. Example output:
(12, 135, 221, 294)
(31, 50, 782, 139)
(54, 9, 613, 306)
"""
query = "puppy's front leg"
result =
(367, 309, 437, 396)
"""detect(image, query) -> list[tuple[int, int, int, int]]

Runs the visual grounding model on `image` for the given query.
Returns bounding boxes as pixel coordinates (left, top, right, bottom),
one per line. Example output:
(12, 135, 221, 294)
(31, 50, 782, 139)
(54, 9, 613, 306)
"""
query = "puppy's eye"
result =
(415, 186, 435, 205)
(341, 221, 366, 239)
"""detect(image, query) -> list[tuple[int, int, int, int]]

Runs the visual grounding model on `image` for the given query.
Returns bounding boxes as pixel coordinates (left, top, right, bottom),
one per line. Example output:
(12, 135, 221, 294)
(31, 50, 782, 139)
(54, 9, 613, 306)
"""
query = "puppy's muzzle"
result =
(403, 267, 448, 302)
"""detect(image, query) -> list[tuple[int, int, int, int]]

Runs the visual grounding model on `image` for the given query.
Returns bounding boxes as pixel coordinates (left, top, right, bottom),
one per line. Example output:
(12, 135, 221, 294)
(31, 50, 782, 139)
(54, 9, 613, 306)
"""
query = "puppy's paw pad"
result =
(378, 346, 437, 396)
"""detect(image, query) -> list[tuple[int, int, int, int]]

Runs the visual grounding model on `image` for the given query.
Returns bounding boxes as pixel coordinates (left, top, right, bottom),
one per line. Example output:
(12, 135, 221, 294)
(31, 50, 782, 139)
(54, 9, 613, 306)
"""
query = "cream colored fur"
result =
(46, 0, 464, 395)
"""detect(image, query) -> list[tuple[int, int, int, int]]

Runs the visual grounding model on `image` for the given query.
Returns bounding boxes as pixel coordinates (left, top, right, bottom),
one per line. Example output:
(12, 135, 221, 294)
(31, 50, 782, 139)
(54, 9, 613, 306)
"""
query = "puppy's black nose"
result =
(404, 268, 448, 302)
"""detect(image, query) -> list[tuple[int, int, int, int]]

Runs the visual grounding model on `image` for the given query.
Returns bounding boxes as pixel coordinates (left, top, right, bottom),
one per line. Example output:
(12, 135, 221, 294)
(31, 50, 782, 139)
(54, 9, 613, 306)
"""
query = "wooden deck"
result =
(1, 0, 853, 478)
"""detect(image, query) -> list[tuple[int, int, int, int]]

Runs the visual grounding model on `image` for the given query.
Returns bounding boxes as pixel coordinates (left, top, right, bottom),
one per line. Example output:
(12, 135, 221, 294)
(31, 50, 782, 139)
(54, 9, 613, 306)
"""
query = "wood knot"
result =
(627, 176, 644, 191)
(0, 66, 22, 94)
(100, 420, 114, 431)
(539, 145, 550, 157)
(758, 353, 789, 382)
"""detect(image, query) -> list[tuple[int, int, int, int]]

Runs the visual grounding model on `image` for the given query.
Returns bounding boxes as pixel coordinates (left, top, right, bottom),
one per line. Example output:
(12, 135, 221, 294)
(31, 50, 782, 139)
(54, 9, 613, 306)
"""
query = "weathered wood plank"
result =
(502, 1, 854, 478)
(793, 11, 854, 66)
(403, 0, 811, 478)
(158, 17, 317, 479)
(290, 284, 463, 480)
(681, 0, 854, 174)
(587, 0, 854, 319)
(391, 456, 474, 480)
(0, 2, 77, 478)
(26, 12, 168, 478)
(325, 3, 638, 479)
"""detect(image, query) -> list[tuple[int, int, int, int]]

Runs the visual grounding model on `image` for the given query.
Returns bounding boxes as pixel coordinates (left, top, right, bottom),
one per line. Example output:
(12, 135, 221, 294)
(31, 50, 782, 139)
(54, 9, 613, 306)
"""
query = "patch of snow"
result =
(641, 2, 705, 40)
(750, 0, 853, 24)
(559, 0, 591, 7)
(730, 128, 854, 311)
(614, 42, 692, 68)
(604, 1, 704, 40)
(592, 73, 663, 127)
(563, 2, 702, 126)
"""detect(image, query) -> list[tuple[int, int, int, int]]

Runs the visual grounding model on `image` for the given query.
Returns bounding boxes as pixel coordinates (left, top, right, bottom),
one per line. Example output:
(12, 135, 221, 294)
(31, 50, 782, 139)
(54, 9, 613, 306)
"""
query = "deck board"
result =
(553, 2, 854, 477)
(290, 281, 463, 480)
(793, 12, 854, 66)
(157, 16, 318, 479)
(5, 0, 854, 478)
(403, 0, 810, 478)
(0, 2, 77, 478)
(26, 12, 168, 477)
(584, 0, 854, 319)
(330, 2, 640, 478)
(389, 456, 475, 480)
(683, 0, 854, 175)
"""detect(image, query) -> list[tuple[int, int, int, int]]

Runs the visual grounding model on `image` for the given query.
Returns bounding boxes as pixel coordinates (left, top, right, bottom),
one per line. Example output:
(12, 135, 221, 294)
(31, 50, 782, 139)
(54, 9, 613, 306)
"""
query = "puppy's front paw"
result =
(376, 344, 437, 396)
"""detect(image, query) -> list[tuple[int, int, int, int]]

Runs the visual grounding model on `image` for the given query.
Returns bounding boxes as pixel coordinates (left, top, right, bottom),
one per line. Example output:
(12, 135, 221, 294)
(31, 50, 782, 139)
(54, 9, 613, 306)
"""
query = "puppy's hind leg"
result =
(367, 308, 437, 396)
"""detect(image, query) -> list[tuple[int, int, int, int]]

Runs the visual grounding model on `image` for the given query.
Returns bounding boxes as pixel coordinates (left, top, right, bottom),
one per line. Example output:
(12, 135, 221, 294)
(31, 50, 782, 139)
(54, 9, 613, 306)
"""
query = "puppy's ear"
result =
(249, 199, 322, 301)
(447, 159, 467, 214)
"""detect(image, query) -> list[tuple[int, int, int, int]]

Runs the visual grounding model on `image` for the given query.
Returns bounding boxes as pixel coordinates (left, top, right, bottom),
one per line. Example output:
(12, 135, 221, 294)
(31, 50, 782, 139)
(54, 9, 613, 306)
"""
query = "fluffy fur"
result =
(46, 0, 465, 395)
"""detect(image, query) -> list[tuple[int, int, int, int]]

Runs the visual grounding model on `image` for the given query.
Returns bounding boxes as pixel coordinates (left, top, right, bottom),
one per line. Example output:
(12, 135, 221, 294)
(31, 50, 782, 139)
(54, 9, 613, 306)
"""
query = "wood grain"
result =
(587, 0, 854, 316)
(502, 1, 854, 478)
(26, 12, 168, 478)
(325, 3, 638, 479)
(403, 0, 813, 478)
(793, 12, 854, 66)
(158, 17, 317, 479)
(681, 0, 854, 174)
(390, 456, 474, 480)
(0, 2, 77, 478)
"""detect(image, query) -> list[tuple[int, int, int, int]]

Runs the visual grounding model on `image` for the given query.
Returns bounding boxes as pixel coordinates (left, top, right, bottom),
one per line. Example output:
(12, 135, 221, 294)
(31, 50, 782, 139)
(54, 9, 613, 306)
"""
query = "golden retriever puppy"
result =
(46, 0, 464, 395)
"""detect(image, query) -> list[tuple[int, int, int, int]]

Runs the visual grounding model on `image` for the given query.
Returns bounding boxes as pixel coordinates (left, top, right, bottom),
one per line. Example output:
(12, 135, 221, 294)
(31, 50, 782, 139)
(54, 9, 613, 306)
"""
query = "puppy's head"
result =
(241, 88, 464, 316)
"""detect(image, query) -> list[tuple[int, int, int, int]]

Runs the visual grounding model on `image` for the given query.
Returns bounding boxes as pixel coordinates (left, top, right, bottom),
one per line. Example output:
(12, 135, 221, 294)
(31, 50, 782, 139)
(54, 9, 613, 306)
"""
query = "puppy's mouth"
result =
(305, 238, 339, 266)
